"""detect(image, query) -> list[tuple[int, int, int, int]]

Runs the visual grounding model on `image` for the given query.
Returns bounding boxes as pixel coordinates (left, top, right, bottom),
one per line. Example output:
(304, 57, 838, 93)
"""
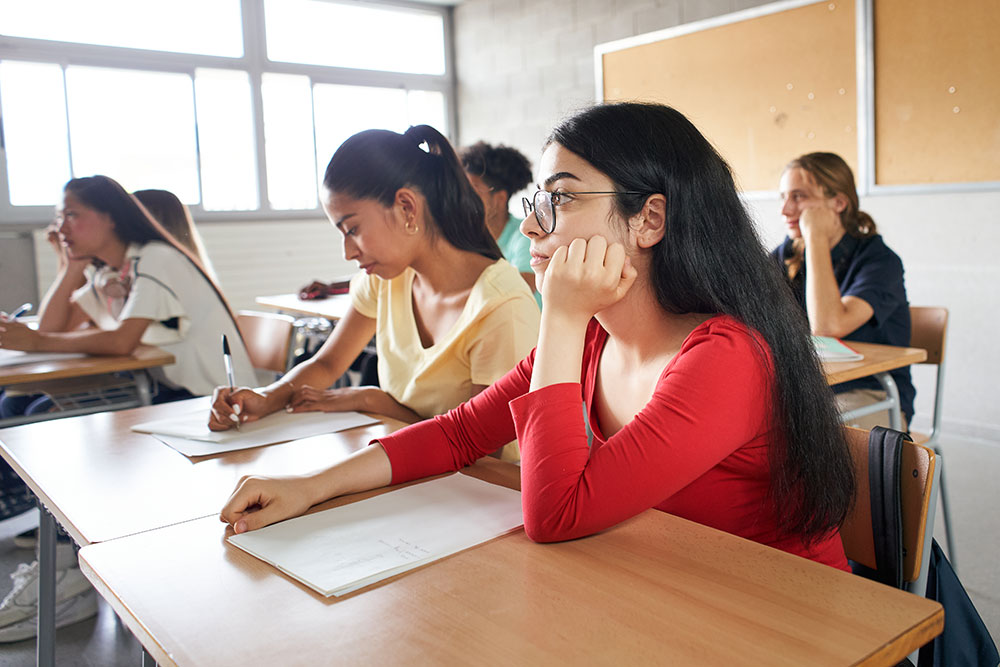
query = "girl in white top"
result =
(209, 125, 540, 454)
(0, 175, 253, 402)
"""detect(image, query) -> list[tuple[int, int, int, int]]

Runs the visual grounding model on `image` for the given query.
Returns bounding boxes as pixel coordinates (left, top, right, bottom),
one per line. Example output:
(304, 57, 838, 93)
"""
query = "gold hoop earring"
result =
(404, 216, 419, 235)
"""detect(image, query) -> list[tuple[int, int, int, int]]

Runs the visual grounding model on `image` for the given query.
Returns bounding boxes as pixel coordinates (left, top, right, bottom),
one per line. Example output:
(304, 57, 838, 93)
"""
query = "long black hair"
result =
(548, 102, 854, 541)
(64, 175, 242, 338)
(323, 125, 501, 261)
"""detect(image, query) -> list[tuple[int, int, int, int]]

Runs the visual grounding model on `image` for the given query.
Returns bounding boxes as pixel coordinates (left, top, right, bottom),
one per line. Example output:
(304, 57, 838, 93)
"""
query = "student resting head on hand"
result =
(220, 103, 855, 571)
(774, 152, 914, 430)
(0, 174, 252, 419)
(208, 125, 540, 461)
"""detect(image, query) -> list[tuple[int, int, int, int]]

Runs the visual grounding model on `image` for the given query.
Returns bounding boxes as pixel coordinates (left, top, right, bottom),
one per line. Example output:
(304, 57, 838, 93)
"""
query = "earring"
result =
(404, 216, 419, 235)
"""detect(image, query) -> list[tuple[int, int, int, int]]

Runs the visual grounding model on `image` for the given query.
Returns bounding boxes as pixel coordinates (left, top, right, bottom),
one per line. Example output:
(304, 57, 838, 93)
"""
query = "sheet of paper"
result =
(228, 473, 524, 597)
(133, 409, 380, 457)
(0, 349, 87, 368)
(812, 335, 864, 361)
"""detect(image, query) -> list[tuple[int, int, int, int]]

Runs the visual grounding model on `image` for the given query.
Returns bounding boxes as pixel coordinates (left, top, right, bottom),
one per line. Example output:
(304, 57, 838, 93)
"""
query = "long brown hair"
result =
(64, 176, 243, 342)
(783, 152, 877, 280)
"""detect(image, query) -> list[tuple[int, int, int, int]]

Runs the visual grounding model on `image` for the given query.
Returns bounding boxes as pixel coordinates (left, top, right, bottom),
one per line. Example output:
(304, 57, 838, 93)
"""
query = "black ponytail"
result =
(323, 125, 501, 261)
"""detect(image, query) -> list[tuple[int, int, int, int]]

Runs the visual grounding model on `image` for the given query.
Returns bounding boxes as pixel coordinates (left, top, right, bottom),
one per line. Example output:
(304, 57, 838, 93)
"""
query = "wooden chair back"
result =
(237, 311, 296, 374)
(839, 426, 937, 585)
(909, 306, 948, 366)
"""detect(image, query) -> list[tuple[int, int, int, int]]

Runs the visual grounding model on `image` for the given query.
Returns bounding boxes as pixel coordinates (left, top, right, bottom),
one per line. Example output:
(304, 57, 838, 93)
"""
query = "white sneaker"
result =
(0, 588, 98, 643)
(0, 560, 93, 629)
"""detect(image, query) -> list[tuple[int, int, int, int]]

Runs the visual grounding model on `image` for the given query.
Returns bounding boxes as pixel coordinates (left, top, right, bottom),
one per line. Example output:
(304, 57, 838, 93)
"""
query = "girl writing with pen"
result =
(209, 126, 540, 461)
(220, 103, 855, 570)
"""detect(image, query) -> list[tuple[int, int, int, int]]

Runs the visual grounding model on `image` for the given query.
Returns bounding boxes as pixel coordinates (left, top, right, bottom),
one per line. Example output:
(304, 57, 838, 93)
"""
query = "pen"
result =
(222, 334, 241, 430)
(8, 303, 32, 320)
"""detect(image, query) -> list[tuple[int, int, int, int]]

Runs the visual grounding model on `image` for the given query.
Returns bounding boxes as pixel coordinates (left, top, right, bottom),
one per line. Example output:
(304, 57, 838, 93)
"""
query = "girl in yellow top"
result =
(209, 126, 540, 455)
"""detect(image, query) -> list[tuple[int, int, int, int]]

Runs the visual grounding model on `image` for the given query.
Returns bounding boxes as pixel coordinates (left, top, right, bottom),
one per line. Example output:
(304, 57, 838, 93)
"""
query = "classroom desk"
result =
(255, 292, 353, 321)
(822, 341, 927, 430)
(0, 345, 176, 428)
(0, 396, 404, 667)
(78, 457, 943, 666)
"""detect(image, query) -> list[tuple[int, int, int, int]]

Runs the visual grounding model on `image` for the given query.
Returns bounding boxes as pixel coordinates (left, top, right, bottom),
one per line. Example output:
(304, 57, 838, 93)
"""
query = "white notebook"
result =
(132, 409, 380, 457)
(228, 473, 524, 597)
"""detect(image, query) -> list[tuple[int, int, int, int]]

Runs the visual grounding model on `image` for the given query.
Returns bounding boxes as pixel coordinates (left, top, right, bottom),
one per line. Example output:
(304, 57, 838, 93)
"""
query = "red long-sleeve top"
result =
(379, 315, 849, 571)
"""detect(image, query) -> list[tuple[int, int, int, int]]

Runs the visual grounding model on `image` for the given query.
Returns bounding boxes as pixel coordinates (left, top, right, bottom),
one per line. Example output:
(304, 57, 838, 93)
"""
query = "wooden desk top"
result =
(255, 292, 353, 321)
(823, 341, 927, 385)
(0, 344, 175, 386)
(0, 397, 405, 546)
(80, 459, 942, 666)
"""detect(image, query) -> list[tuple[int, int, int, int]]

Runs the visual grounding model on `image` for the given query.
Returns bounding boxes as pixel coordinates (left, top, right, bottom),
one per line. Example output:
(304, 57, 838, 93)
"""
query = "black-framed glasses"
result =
(522, 190, 647, 234)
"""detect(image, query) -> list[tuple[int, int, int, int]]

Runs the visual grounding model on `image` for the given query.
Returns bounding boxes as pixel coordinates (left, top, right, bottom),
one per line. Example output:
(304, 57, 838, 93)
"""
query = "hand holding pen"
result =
(2, 302, 32, 321)
(222, 334, 241, 430)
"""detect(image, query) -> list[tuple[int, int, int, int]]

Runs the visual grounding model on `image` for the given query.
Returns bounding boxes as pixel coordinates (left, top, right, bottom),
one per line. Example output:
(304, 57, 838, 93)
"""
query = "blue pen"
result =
(222, 334, 241, 430)
(8, 303, 32, 319)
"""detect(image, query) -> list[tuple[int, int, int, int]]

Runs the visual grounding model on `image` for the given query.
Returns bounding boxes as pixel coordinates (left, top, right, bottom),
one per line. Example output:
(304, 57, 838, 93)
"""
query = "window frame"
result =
(0, 0, 456, 225)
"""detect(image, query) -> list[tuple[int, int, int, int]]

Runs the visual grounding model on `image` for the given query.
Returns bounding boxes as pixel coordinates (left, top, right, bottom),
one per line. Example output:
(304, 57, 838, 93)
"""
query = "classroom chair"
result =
(236, 310, 296, 381)
(908, 306, 955, 568)
(840, 425, 939, 598)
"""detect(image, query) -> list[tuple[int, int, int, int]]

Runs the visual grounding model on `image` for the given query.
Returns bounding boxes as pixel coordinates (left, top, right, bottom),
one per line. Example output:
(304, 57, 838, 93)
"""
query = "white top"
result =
(72, 241, 255, 396)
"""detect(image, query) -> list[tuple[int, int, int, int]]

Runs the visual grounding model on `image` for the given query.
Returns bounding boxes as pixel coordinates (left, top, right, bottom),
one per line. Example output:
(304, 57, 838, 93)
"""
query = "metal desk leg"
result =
(134, 371, 153, 406)
(37, 506, 57, 667)
(873, 371, 902, 430)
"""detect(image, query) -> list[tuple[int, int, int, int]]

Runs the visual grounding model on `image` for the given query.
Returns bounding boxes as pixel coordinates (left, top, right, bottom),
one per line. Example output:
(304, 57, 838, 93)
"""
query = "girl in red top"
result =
(221, 103, 855, 569)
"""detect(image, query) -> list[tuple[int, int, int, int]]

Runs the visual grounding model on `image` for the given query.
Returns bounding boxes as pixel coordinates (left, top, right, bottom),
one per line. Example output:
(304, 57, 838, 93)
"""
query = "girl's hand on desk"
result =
(221, 474, 315, 534)
(0, 320, 39, 351)
(208, 386, 273, 431)
(286, 385, 371, 414)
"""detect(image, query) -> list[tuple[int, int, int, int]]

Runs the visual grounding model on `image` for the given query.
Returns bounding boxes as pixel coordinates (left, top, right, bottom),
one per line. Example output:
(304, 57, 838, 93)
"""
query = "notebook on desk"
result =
(812, 336, 864, 361)
(228, 473, 524, 597)
(131, 409, 380, 457)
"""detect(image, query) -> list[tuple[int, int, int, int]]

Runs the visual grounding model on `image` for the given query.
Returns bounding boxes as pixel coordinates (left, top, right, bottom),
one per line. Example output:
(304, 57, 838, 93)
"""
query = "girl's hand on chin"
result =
(541, 235, 637, 323)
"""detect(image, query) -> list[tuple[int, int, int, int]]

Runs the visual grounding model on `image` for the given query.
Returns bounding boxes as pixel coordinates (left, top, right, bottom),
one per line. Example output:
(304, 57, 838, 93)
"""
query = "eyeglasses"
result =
(522, 190, 647, 234)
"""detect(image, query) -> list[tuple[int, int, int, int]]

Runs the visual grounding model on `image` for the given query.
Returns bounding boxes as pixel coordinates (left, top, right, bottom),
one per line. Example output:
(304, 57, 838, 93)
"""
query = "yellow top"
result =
(350, 259, 540, 460)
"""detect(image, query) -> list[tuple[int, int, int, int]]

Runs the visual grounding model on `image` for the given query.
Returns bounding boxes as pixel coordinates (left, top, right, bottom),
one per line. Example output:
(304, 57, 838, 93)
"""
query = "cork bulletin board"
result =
(874, 0, 1000, 185)
(599, 1, 858, 192)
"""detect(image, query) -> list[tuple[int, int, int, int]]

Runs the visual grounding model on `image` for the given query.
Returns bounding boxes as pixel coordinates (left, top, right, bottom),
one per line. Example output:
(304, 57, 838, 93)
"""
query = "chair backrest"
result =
(909, 306, 948, 366)
(236, 310, 296, 374)
(840, 426, 939, 593)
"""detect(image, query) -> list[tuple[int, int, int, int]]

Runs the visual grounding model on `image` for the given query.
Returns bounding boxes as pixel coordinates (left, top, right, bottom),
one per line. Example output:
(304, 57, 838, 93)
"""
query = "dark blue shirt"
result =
(772, 234, 915, 421)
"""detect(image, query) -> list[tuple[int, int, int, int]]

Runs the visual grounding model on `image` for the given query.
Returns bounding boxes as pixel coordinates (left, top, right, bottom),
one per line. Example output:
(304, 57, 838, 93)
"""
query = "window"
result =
(0, 0, 453, 220)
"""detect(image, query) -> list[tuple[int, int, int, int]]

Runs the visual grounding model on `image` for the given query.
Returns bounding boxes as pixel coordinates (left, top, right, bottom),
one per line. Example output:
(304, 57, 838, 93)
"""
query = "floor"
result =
(0, 437, 997, 666)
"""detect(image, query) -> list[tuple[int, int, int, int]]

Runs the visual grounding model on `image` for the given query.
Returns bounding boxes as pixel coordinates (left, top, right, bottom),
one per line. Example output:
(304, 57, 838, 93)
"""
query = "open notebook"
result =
(228, 473, 524, 597)
(131, 409, 379, 457)
(812, 336, 864, 361)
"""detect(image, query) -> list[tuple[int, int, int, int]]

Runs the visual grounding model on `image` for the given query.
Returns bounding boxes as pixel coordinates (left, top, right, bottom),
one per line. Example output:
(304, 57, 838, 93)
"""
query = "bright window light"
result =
(261, 73, 318, 210)
(312, 85, 449, 182)
(195, 69, 258, 211)
(0, 0, 243, 57)
(0, 61, 72, 206)
(313, 85, 407, 175)
(265, 0, 446, 75)
(65, 66, 200, 202)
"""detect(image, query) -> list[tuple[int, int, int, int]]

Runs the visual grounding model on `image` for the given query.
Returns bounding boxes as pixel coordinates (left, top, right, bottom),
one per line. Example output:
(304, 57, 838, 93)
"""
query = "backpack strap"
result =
(868, 425, 911, 589)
